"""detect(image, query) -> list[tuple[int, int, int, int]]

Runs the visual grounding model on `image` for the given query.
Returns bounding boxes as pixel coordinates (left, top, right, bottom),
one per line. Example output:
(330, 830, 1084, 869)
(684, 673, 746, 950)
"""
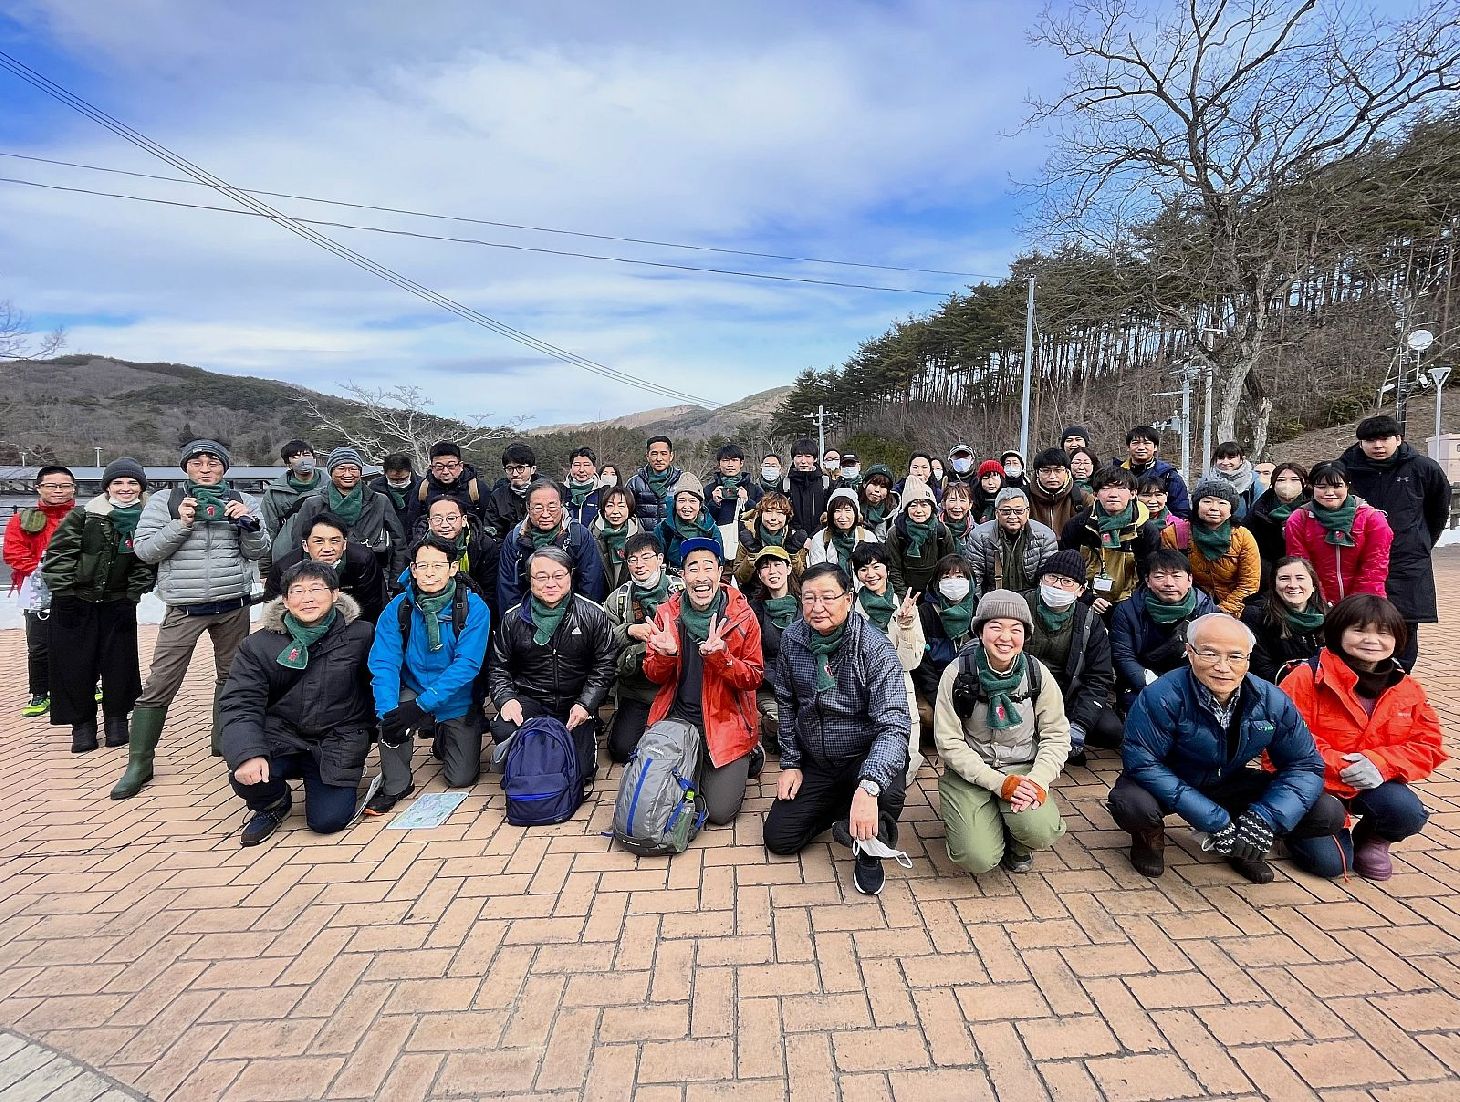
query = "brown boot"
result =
(1129, 825, 1166, 877)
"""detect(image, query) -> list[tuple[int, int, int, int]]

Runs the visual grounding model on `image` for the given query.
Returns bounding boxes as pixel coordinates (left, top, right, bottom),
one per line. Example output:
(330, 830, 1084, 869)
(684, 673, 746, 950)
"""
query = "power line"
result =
(0, 50, 721, 409)
(0, 173, 954, 296)
(0, 149, 997, 281)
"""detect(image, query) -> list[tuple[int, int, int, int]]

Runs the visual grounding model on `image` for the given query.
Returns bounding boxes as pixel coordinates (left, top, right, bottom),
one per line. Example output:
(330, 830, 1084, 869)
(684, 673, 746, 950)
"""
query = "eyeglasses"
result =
(801, 591, 849, 607)
(531, 571, 571, 584)
(625, 553, 661, 565)
(504, 464, 533, 475)
(996, 507, 1028, 517)
(286, 586, 334, 598)
(38, 482, 76, 490)
(528, 502, 561, 514)
(1190, 648, 1251, 667)
(411, 560, 452, 571)
(430, 461, 463, 473)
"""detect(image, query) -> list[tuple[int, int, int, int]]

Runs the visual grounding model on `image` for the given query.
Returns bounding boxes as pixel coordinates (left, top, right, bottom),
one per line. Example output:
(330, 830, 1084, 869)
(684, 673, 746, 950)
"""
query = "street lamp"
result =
(1431, 364, 1452, 439)
(1399, 330, 1435, 436)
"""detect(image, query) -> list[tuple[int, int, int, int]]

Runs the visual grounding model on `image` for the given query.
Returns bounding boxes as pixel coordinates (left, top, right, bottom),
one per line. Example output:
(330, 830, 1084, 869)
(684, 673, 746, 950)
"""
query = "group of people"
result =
(5, 412, 1448, 895)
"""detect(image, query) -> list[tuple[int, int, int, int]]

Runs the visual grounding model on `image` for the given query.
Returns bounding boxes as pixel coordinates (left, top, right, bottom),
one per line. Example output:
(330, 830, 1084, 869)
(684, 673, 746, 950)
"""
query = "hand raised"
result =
(647, 622, 679, 656)
(698, 613, 728, 655)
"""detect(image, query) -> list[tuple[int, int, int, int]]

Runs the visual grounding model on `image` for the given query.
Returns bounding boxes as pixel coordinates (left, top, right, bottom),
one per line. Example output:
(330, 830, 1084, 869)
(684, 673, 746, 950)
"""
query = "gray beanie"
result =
(103, 456, 147, 490)
(326, 446, 366, 473)
(972, 589, 1034, 634)
(1192, 478, 1239, 510)
(179, 438, 230, 471)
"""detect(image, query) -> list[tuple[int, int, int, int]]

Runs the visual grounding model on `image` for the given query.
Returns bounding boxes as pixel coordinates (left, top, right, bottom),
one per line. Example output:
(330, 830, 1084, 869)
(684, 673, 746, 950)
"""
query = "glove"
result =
(379, 698, 428, 748)
(1204, 820, 1238, 855)
(1340, 752, 1384, 791)
(999, 775, 1047, 805)
(1229, 809, 1275, 863)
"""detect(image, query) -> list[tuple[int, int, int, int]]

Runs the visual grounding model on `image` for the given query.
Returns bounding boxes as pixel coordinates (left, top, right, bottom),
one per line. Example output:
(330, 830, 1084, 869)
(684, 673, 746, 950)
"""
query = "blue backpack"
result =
(502, 715, 586, 826)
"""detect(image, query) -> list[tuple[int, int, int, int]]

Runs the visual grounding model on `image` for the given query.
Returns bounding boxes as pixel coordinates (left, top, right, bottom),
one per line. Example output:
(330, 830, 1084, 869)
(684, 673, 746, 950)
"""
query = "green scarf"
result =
(110, 501, 143, 552)
(710, 473, 747, 500)
(1283, 604, 1326, 633)
(599, 520, 631, 567)
(1074, 478, 1093, 494)
(999, 527, 1031, 591)
(531, 595, 570, 645)
(976, 647, 1027, 731)
(326, 482, 364, 527)
(415, 580, 457, 652)
(1192, 520, 1232, 562)
(1035, 598, 1075, 636)
(764, 593, 798, 630)
(1094, 501, 1135, 550)
(806, 620, 848, 693)
(1266, 497, 1302, 524)
(1311, 498, 1358, 547)
(1145, 587, 1197, 625)
(1148, 505, 1170, 524)
(857, 586, 897, 631)
(862, 499, 891, 527)
(277, 608, 336, 670)
(287, 470, 320, 494)
(673, 509, 718, 543)
(830, 527, 858, 572)
(902, 513, 938, 558)
(383, 481, 409, 511)
(679, 589, 727, 645)
(631, 571, 672, 621)
(943, 513, 971, 541)
(936, 589, 977, 642)
(529, 520, 564, 549)
(188, 480, 232, 523)
(758, 475, 783, 494)
(644, 466, 677, 502)
(565, 478, 598, 511)
(757, 520, 787, 547)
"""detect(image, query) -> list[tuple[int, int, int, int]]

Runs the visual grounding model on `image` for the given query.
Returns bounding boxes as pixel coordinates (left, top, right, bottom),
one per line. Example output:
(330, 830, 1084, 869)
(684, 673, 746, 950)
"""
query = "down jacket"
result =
(219, 595, 377, 788)
(1163, 523, 1262, 616)
(643, 587, 764, 768)
(369, 583, 491, 722)
(134, 487, 269, 606)
(625, 464, 686, 529)
(964, 518, 1059, 596)
(42, 495, 155, 604)
(1121, 668, 1325, 834)
(1279, 648, 1448, 800)
(497, 518, 607, 616)
(1110, 586, 1218, 703)
(1283, 502, 1392, 604)
(489, 593, 617, 719)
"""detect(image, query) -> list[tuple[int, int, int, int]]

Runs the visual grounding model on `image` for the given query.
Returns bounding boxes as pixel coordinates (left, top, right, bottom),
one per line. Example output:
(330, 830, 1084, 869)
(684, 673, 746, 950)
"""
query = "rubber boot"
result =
(103, 716, 130, 748)
(70, 720, 99, 754)
(211, 685, 225, 758)
(111, 705, 166, 800)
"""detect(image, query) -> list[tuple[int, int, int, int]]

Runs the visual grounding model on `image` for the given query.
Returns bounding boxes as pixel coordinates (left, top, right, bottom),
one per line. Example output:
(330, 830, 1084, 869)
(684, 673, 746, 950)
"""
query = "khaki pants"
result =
(137, 605, 251, 708)
(939, 769, 1065, 875)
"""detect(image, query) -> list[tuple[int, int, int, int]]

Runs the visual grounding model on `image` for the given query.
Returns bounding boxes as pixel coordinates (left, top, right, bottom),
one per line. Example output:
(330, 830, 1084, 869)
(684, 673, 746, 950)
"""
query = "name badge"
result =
(1093, 576, 1114, 594)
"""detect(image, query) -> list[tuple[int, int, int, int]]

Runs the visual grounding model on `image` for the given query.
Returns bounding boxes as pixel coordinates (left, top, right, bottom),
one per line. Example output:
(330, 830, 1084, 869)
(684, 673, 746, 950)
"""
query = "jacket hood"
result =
(260, 592, 362, 633)
(1339, 440, 1423, 469)
(84, 493, 150, 516)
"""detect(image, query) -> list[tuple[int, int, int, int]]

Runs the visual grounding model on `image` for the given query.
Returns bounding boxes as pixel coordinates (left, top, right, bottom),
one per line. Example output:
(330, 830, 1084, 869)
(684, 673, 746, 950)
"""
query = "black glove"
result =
(1205, 821, 1238, 855)
(379, 698, 428, 747)
(1229, 809, 1275, 863)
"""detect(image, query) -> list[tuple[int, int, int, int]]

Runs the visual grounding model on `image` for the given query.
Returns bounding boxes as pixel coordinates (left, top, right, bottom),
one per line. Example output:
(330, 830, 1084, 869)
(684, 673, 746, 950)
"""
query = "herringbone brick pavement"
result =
(3, 557, 1460, 1100)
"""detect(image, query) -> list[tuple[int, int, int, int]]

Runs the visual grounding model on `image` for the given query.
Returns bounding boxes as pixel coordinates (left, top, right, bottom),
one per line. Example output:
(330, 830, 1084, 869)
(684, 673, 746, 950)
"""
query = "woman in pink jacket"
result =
(1284, 461, 1392, 604)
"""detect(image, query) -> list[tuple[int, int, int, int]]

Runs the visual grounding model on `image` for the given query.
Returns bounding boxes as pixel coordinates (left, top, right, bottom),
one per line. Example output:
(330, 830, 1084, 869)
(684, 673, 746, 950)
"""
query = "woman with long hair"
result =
(1241, 556, 1326, 683)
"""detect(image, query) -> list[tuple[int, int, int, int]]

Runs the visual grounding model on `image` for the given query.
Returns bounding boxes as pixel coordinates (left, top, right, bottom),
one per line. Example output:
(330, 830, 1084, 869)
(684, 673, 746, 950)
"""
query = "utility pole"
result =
(94, 446, 103, 466)
(1200, 327, 1221, 464)
(1019, 276, 1035, 457)
(807, 404, 832, 458)
(1179, 365, 1198, 485)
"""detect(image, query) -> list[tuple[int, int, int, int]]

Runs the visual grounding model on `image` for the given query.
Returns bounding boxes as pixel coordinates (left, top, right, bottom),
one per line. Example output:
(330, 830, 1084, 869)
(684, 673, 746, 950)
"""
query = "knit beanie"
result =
(1061, 425, 1092, 446)
(994, 486, 1029, 510)
(326, 446, 366, 473)
(977, 460, 1005, 479)
(826, 487, 862, 520)
(1000, 450, 1025, 467)
(103, 456, 147, 490)
(179, 438, 230, 472)
(1192, 479, 1239, 510)
(1033, 447, 1070, 471)
(1038, 549, 1087, 584)
(674, 471, 705, 501)
(972, 589, 1034, 634)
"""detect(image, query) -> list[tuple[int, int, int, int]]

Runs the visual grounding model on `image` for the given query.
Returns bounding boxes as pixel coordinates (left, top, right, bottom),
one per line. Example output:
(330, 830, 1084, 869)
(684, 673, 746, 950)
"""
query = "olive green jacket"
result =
(41, 495, 156, 604)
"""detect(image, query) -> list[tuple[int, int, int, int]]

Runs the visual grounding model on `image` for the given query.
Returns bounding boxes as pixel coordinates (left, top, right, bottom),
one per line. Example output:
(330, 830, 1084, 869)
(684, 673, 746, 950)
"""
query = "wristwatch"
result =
(857, 779, 881, 798)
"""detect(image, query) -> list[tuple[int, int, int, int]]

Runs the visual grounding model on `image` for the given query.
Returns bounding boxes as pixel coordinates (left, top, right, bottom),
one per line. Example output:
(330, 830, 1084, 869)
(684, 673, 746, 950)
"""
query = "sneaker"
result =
(21, 695, 49, 718)
(1002, 851, 1034, 874)
(853, 852, 885, 896)
(362, 786, 413, 817)
(94, 687, 104, 704)
(1354, 836, 1394, 881)
(240, 793, 292, 847)
(1228, 855, 1275, 884)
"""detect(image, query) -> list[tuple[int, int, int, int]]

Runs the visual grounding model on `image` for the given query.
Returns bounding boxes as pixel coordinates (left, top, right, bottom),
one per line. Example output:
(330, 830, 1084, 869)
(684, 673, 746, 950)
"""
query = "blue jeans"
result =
(229, 750, 358, 834)
(1286, 781, 1430, 879)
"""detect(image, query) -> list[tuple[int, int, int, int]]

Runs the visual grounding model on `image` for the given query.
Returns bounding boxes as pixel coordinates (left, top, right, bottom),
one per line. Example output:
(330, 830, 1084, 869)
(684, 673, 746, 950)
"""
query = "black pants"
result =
(764, 756, 906, 855)
(1397, 622, 1419, 673)
(230, 749, 357, 834)
(1080, 706, 1125, 749)
(607, 697, 653, 763)
(47, 597, 141, 725)
(23, 608, 49, 697)
(489, 697, 599, 781)
(1108, 769, 1345, 846)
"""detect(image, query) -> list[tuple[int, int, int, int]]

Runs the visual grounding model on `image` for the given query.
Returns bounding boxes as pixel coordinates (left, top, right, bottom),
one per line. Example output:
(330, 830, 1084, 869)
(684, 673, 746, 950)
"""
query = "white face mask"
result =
(843, 466, 860, 480)
(822, 459, 839, 473)
(386, 477, 412, 489)
(951, 457, 972, 474)
(1004, 463, 1023, 478)
(761, 465, 781, 482)
(1040, 583, 1079, 609)
(938, 577, 971, 602)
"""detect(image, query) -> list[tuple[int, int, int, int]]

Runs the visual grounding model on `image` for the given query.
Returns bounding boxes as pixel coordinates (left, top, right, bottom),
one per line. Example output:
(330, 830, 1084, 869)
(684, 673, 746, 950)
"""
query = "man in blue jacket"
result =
(1120, 425, 1191, 519)
(366, 534, 491, 815)
(497, 480, 606, 614)
(1110, 613, 1344, 884)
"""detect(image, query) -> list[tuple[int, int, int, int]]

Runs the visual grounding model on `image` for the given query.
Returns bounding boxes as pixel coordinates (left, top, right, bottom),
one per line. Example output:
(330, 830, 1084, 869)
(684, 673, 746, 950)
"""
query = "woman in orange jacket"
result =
(1279, 595, 1447, 881)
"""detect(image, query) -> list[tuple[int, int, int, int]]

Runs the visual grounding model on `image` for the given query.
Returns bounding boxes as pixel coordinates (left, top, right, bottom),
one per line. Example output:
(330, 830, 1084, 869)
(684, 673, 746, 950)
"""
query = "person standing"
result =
(290, 447, 408, 579)
(563, 446, 603, 528)
(1060, 466, 1162, 617)
(115, 440, 269, 799)
(1203, 442, 1260, 522)
(1027, 448, 1090, 535)
(368, 453, 419, 535)
(1339, 415, 1451, 670)
(497, 480, 607, 613)
(40, 458, 154, 752)
(479, 441, 537, 539)
(624, 435, 685, 529)
(1284, 462, 1393, 607)
(887, 479, 956, 595)
(1246, 463, 1311, 580)
(591, 486, 641, 592)
(259, 439, 323, 568)
(786, 438, 829, 535)
(964, 487, 1059, 597)
(1121, 425, 1191, 519)
(5, 464, 76, 717)
(1170, 481, 1262, 616)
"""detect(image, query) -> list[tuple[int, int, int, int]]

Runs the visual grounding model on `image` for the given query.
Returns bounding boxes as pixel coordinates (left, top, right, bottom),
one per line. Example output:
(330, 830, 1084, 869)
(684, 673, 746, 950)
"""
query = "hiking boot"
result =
(852, 852, 885, 896)
(1002, 850, 1034, 874)
(747, 744, 766, 780)
(1128, 826, 1166, 877)
(363, 786, 414, 817)
(1067, 747, 1088, 768)
(70, 720, 99, 754)
(1354, 835, 1394, 881)
(240, 792, 292, 847)
(103, 716, 130, 748)
(110, 706, 166, 800)
(1228, 854, 1275, 884)
(21, 695, 49, 718)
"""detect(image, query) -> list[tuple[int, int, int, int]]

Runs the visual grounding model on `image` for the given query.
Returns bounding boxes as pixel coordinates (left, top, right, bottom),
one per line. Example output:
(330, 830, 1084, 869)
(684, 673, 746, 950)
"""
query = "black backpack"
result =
(950, 642, 1044, 720)
(397, 584, 472, 645)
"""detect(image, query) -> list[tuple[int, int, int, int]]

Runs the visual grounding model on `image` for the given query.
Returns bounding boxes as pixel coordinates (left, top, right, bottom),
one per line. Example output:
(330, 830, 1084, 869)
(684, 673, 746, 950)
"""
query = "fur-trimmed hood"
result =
(259, 592, 362, 633)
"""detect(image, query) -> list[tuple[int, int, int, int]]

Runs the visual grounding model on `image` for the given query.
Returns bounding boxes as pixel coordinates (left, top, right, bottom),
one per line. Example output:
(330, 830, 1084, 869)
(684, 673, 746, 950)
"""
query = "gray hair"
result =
(527, 546, 573, 576)
(994, 486, 1029, 510)
(1187, 613, 1255, 651)
(526, 478, 564, 504)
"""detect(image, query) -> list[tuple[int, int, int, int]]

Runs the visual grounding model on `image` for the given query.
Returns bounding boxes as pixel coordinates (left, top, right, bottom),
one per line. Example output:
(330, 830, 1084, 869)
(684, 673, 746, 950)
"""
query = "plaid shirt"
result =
(1195, 681, 1238, 731)
(774, 613, 910, 790)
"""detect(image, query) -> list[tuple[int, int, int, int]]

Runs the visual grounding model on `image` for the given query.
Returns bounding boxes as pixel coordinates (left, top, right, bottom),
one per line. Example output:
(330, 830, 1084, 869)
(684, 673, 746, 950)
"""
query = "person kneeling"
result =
(935, 591, 1069, 875)
(642, 538, 764, 825)
(1110, 613, 1344, 883)
(220, 561, 376, 846)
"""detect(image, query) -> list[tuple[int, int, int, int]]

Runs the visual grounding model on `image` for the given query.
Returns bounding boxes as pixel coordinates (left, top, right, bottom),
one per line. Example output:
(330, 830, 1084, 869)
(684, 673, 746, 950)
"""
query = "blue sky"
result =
(0, 1, 1061, 424)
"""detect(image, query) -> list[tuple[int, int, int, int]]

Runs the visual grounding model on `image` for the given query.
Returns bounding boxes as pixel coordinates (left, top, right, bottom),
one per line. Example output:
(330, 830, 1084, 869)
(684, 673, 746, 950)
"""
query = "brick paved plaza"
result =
(2, 560, 1459, 1101)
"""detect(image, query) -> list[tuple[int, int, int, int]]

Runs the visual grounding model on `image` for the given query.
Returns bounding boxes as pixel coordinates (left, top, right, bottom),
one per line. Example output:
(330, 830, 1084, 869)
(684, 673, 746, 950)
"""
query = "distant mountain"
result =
(531, 385, 793, 442)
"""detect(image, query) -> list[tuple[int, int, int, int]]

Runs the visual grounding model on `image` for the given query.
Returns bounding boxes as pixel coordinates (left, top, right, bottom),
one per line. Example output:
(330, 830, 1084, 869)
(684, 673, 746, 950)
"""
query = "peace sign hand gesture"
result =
(896, 589, 919, 625)
(647, 620, 680, 657)
(699, 614, 730, 656)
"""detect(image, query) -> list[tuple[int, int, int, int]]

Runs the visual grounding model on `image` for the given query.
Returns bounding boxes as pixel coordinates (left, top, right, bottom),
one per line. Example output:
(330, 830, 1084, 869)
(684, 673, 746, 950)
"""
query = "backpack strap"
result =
(468, 478, 481, 504)
(397, 587, 472, 645)
(417, 481, 430, 503)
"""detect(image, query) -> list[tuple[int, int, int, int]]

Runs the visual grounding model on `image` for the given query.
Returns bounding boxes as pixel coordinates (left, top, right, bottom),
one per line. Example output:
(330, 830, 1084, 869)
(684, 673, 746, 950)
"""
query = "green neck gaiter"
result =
(806, 621, 849, 693)
(758, 521, 787, 547)
(679, 589, 727, 645)
(1283, 604, 1326, 633)
(1095, 502, 1135, 549)
(326, 482, 364, 527)
(188, 480, 232, 523)
(862, 499, 891, 526)
(565, 478, 598, 510)
(110, 502, 143, 552)
(902, 513, 938, 558)
(1312, 497, 1359, 547)
(673, 509, 717, 543)
(764, 593, 798, 630)
(830, 527, 858, 572)
(277, 608, 336, 670)
(1035, 598, 1075, 636)
(1192, 520, 1232, 561)
(287, 470, 320, 494)
(529, 521, 564, 549)
(977, 646, 1028, 731)
(631, 571, 672, 621)
(936, 590, 977, 641)
(1145, 587, 1197, 625)
(414, 580, 457, 652)
(644, 467, 676, 500)
(857, 586, 897, 632)
(599, 520, 630, 566)
(531, 594, 570, 645)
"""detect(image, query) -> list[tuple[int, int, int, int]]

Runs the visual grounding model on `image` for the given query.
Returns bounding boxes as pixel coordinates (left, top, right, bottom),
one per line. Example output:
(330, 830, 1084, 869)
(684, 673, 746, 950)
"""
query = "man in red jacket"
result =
(5, 465, 77, 717)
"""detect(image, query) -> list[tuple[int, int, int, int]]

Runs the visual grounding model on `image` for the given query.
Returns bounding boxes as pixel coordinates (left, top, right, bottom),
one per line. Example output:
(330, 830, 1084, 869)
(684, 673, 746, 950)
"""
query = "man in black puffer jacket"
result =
(220, 561, 376, 846)
(488, 546, 618, 778)
(407, 439, 491, 532)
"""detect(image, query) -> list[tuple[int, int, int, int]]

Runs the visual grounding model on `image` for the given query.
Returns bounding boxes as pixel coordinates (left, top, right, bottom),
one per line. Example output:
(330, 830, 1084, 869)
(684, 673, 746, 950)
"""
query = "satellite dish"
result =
(1407, 329, 1435, 352)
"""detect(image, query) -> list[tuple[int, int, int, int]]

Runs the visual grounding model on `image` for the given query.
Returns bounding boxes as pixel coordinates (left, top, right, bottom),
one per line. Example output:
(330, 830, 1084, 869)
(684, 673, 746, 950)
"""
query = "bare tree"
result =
(0, 300, 65, 361)
(291, 383, 522, 471)
(1027, 0, 1460, 444)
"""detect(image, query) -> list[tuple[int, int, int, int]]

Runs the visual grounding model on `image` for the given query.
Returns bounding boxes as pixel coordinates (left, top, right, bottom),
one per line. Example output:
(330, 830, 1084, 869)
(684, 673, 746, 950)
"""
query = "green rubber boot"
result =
(111, 705, 166, 800)
(211, 685, 225, 758)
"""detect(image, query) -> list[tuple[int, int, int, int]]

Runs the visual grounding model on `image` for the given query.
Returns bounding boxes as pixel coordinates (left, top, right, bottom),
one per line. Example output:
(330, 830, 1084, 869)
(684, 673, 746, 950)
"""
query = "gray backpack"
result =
(611, 719, 707, 856)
